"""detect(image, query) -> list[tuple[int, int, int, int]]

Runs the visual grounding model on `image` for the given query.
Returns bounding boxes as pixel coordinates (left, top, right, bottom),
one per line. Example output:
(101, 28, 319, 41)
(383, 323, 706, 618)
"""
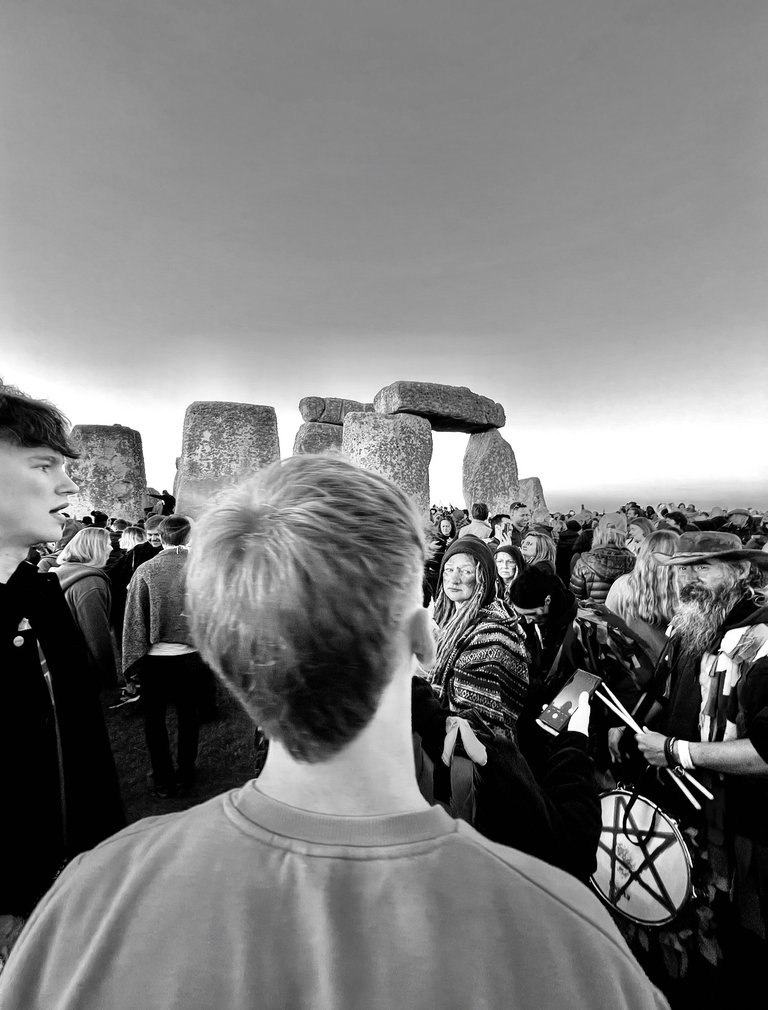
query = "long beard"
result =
(670, 583, 743, 655)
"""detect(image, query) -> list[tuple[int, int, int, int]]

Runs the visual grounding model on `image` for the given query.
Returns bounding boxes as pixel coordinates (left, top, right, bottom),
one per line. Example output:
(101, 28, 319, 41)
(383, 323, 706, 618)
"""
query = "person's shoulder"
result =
(444, 821, 649, 956)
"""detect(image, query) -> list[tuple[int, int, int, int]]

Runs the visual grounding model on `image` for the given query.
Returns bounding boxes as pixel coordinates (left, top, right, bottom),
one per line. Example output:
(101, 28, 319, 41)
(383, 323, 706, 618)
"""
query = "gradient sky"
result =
(3, 0, 767, 511)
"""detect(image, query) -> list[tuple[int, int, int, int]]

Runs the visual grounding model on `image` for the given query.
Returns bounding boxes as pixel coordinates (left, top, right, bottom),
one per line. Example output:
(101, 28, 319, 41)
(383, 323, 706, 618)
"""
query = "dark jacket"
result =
(569, 546, 635, 604)
(0, 562, 125, 915)
(55, 563, 117, 688)
(107, 542, 163, 637)
(412, 677, 600, 881)
(555, 529, 580, 584)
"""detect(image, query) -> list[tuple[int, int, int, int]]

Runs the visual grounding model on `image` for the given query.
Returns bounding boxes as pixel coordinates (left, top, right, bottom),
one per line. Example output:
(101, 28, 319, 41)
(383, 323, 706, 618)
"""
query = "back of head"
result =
(186, 454, 426, 763)
(91, 510, 109, 528)
(509, 563, 566, 610)
(471, 502, 489, 521)
(158, 514, 192, 547)
(58, 527, 111, 568)
(0, 382, 78, 458)
(120, 525, 147, 552)
(622, 529, 681, 625)
(145, 514, 164, 532)
(111, 518, 129, 532)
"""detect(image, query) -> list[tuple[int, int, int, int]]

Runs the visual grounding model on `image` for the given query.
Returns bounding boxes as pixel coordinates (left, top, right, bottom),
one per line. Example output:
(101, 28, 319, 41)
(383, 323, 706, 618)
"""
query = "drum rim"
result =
(590, 788, 693, 927)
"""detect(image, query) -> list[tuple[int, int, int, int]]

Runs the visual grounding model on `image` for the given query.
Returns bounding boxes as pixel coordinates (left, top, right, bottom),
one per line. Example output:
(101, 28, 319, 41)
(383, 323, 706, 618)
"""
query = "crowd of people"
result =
(1, 380, 767, 1008)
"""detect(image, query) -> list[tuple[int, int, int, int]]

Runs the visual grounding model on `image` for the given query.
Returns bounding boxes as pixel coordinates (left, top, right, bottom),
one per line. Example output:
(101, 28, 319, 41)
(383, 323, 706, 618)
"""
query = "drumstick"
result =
(598, 684, 714, 802)
(594, 691, 702, 810)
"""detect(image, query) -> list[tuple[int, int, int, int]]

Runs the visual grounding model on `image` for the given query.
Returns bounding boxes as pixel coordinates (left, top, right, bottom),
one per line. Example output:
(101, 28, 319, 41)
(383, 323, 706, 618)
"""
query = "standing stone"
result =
(342, 412, 432, 516)
(373, 381, 505, 433)
(518, 477, 548, 516)
(176, 401, 280, 519)
(67, 424, 147, 520)
(299, 397, 374, 425)
(293, 422, 343, 455)
(462, 430, 519, 515)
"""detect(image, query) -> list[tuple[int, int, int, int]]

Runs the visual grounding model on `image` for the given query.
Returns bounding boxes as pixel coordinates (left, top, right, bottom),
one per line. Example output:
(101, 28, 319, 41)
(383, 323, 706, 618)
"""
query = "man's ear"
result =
(409, 606, 436, 669)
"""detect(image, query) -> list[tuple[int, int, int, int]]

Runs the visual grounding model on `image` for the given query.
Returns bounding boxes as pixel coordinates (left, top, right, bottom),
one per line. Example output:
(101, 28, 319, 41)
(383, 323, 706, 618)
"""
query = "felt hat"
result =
(727, 508, 751, 519)
(655, 531, 768, 567)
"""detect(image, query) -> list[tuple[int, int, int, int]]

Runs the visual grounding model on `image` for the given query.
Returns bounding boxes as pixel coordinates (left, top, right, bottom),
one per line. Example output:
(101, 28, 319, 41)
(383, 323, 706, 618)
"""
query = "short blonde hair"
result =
(58, 527, 111, 568)
(186, 454, 426, 762)
(120, 525, 146, 552)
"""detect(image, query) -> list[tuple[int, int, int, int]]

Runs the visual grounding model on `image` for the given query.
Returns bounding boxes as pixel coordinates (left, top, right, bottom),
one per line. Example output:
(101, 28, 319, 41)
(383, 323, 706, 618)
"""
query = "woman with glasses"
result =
(427, 538, 529, 738)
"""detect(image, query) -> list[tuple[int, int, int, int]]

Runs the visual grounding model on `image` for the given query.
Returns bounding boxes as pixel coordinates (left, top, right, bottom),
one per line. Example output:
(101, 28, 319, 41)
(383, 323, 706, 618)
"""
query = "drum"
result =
(591, 788, 692, 926)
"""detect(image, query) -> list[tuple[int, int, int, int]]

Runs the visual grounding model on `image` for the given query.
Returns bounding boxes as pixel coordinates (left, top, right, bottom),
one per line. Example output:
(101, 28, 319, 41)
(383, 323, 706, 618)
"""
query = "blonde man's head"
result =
(186, 454, 426, 763)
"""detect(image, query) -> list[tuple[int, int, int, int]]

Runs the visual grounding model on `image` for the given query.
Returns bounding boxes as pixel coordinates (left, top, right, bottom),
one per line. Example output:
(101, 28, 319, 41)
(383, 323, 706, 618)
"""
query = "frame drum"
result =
(591, 788, 692, 926)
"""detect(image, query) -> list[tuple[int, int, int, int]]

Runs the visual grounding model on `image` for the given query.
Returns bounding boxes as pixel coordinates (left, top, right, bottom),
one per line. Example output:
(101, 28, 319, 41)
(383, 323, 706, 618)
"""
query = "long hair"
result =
(614, 530, 680, 626)
(431, 561, 488, 689)
(592, 526, 627, 549)
(521, 531, 556, 568)
(58, 527, 111, 568)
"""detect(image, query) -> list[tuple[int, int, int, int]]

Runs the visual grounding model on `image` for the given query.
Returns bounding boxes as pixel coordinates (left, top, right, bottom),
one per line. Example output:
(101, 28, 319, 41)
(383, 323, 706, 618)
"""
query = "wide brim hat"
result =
(656, 531, 768, 567)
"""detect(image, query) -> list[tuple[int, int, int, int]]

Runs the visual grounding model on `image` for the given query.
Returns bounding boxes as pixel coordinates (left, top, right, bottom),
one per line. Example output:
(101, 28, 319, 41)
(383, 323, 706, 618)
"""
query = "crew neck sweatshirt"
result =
(0, 783, 669, 1010)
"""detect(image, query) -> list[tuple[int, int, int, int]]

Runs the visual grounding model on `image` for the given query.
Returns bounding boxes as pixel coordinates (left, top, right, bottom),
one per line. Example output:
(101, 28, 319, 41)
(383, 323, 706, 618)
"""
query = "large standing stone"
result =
(293, 422, 343, 455)
(176, 401, 280, 519)
(373, 381, 505, 433)
(67, 424, 147, 521)
(462, 430, 519, 515)
(518, 477, 548, 516)
(299, 397, 374, 425)
(342, 412, 432, 515)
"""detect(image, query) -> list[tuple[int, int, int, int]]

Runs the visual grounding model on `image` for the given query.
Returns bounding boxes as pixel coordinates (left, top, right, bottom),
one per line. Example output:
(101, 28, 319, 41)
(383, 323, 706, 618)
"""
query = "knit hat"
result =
(438, 536, 497, 608)
(508, 563, 562, 609)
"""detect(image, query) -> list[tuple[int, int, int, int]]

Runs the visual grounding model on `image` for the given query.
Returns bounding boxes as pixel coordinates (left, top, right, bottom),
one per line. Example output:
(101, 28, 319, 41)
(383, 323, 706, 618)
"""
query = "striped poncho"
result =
(428, 601, 530, 738)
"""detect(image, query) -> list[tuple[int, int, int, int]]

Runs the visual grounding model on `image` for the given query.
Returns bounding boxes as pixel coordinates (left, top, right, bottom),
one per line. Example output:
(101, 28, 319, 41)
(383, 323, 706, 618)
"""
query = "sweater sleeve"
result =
(122, 573, 150, 675)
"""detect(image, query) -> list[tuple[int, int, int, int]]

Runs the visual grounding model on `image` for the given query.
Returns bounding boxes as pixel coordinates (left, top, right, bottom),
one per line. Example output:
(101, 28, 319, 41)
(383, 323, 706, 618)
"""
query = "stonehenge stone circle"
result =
(299, 397, 374, 425)
(518, 476, 548, 516)
(175, 401, 280, 519)
(462, 430, 519, 515)
(293, 422, 343, 455)
(373, 381, 505, 433)
(66, 424, 147, 520)
(342, 411, 432, 516)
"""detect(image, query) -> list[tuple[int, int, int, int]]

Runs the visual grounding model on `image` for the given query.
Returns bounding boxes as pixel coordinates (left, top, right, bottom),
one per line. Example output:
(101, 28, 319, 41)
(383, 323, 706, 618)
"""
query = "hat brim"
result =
(656, 549, 768, 567)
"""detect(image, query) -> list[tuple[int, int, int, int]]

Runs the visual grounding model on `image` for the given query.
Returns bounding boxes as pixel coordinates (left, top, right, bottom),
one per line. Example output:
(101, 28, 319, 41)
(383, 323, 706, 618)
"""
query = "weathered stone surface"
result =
(341, 412, 432, 515)
(293, 422, 343, 455)
(67, 424, 147, 521)
(462, 430, 519, 515)
(176, 401, 280, 519)
(299, 397, 374, 425)
(518, 477, 548, 516)
(373, 381, 505, 433)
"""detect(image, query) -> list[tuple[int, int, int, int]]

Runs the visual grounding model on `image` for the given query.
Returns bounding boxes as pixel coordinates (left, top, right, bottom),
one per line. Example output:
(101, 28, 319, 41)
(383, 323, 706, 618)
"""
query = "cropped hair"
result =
(185, 454, 426, 763)
(509, 501, 528, 513)
(592, 526, 626, 549)
(145, 514, 165, 532)
(0, 383, 78, 458)
(471, 502, 489, 521)
(58, 527, 111, 568)
(111, 518, 129, 532)
(159, 514, 191, 546)
(614, 530, 680, 626)
(120, 525, 147, 552)
(521, 531, 556, 567)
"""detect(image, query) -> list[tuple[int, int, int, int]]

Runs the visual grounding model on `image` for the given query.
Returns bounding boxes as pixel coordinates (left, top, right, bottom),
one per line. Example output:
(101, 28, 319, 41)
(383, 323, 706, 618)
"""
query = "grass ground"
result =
(103, 683, 257, 824)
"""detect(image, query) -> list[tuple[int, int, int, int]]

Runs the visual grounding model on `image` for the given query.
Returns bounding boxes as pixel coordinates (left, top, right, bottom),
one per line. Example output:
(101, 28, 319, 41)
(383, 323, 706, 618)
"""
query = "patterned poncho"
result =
(428, 600, 529, 738)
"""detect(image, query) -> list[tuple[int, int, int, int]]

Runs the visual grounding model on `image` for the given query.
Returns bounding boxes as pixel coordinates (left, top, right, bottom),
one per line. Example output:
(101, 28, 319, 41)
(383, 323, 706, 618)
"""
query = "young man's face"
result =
(510, 507, 530, 531)
(0, 443, 78, 549)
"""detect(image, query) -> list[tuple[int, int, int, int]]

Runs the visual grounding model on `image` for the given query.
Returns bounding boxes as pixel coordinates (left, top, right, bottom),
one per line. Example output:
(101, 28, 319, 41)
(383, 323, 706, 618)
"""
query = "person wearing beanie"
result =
(426, 537, 529, 738)
(494, 544, 524, 604)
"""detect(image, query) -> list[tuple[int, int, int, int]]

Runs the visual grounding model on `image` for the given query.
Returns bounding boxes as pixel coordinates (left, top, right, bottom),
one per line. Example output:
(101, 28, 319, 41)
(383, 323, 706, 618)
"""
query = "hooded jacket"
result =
(569, 546, 635, 604)
(54, 563, 117, 688)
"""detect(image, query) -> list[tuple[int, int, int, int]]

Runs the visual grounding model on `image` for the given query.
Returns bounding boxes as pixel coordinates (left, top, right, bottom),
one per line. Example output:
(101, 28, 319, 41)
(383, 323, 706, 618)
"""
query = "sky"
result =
(2, 0, 767, 512)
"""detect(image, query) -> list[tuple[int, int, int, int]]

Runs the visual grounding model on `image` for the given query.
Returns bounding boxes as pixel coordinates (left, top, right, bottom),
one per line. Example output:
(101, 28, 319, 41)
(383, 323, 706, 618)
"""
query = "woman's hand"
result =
(608, 726, 626, 763)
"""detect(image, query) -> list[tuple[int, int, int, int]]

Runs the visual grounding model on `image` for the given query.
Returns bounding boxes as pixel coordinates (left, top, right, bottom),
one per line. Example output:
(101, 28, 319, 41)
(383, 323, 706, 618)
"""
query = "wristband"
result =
(677, 739, 694, 770)
(663, 736, 677, 768)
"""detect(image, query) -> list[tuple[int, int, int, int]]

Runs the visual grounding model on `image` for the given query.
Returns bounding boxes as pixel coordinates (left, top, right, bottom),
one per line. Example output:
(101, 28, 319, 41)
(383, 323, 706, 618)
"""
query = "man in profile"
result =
(0, 455, 668, 1009)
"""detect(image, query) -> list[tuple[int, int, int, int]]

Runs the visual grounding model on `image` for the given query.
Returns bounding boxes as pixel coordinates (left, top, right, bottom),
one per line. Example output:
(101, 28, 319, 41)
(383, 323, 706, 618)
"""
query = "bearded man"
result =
(635, 532, 768, 958)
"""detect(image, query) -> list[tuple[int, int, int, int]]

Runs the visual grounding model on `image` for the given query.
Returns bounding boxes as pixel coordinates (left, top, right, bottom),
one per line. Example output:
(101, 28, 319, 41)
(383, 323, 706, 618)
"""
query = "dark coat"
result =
(0, 562, 125, 915)
(412, 677, 600, 881)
